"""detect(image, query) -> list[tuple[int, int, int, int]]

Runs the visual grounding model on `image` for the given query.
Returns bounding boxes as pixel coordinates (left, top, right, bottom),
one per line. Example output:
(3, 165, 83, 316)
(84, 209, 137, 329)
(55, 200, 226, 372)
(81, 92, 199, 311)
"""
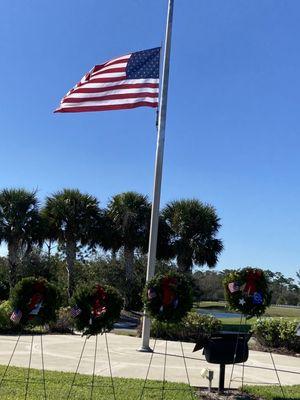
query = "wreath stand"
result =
(224, 315, 286, 399)
(140, 272, 196, 399)
(0, 327, 47, 400)
(66, 332, 116, 400)
(137, 337, 195, 400)
(0, 277, 59, 400)
(219, 268, 286, 398)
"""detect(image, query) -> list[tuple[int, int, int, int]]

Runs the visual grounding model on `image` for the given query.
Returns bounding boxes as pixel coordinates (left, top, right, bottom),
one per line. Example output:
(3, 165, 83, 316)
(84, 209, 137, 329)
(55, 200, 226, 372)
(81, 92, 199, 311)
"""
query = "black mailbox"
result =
(204, 333, 250, 364)
(193, 332, 251, 392)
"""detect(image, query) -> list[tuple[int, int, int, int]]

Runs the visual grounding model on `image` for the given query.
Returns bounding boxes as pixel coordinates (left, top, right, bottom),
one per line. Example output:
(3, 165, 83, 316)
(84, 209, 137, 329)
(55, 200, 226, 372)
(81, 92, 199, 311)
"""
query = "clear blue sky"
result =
(1, 1, 300, 279)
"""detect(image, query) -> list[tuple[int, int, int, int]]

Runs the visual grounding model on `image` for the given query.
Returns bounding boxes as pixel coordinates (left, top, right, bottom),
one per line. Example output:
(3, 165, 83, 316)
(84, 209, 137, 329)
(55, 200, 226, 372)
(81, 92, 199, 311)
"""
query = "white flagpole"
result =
(139, 0, 174, 352)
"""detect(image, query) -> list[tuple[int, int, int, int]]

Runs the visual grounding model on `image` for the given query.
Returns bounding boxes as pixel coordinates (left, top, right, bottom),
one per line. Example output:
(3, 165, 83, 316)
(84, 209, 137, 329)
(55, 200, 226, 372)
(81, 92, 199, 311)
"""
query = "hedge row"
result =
(252, 318, 300, 353)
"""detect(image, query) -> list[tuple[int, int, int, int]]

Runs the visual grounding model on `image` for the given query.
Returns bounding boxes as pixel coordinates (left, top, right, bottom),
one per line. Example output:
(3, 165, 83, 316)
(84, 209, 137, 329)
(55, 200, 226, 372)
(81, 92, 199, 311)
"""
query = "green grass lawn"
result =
(0, 365, 299, 400)
(196, 302, 300, 332)
(197, 301, 300, 318)
(0, 365, 197, 400)
(244, 384, 300, 400)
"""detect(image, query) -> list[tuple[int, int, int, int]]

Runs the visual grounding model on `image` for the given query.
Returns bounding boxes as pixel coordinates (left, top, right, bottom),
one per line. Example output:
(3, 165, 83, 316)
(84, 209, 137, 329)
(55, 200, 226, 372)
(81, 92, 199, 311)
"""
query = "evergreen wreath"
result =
(224, 267, 272, 317)
(144, 271, 193, 323)
(70, 284, 123, 336)
(10, 277, 61, 326)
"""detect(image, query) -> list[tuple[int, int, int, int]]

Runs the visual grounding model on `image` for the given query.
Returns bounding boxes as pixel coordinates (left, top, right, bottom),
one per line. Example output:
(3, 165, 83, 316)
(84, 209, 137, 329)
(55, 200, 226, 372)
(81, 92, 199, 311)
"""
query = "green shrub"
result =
(49, 307, 75, 334)
(252, 318, 300, 352)
(150, 311, 222, 342)
(0, 300, 15, 332)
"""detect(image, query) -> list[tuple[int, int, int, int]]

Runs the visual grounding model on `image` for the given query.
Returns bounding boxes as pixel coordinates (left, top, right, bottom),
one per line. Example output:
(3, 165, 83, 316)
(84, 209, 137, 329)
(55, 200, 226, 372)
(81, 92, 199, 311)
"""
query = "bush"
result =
(49, 307, 75, 333)
(149, 311, 222, 342)
(252, 318, 300, 353)
(0, 301, 16, 332)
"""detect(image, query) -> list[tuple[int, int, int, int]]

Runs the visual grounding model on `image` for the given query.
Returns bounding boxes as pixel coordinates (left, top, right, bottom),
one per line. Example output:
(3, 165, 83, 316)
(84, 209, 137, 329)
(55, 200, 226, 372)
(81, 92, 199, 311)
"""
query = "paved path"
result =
(0, 334, 299, 389)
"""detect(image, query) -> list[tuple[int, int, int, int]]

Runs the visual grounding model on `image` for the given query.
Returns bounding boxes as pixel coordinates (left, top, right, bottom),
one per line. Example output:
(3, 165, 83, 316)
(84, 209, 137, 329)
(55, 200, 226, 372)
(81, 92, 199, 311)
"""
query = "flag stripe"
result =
(59, 97, 158, 108)
(89, 72, 126, 79)
(55, 102, 158, 113)
(71, 83, 159, 94)
(75, 78, 159, 90)
(104, 55, 131, 66)
(62, 92, 158, 103)
(66, 87, 159, 99)
(91, 66, 126, 76)
(85, 76, 126, 84)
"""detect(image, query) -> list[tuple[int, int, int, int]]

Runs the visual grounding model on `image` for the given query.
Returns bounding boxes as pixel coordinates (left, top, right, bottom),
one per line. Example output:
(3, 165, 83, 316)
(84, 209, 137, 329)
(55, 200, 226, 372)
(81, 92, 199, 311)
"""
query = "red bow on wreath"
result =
(162, 277, 177, 307)
(28, 293, 44, 318)
(33, 282, 46, 293)
(92, 285, 107, 319)
(243, 270, 262, 295)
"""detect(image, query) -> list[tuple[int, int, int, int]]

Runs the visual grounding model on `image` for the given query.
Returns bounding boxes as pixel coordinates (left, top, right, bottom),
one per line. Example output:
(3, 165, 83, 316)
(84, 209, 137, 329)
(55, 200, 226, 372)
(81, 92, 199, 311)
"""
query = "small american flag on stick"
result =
(10, 309, 22, 324)
(228, 282, 240, 293)
(55, 47, 160, 113)
(70, 305, 82, 318)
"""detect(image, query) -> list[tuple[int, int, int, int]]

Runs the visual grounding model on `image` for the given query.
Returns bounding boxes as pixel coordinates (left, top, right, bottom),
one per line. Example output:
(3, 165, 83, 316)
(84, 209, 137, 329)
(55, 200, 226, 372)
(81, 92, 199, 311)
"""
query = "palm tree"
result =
(106, 191, 151, 282)
(42, 189, 102, 297)
(162, 199, 223, 273)
(0, 188, 41, 287)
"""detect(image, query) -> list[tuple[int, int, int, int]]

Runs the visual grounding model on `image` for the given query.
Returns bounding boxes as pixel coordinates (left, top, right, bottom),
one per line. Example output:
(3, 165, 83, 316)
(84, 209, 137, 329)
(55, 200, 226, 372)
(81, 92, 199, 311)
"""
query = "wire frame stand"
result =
(66, 331, 117, 400)
(225, 314, 286, 399)
(138, 339, 195, 400)
(0, 327, 47, 400)
(268, 347, 286, 399)
(225, 314, 245, 397)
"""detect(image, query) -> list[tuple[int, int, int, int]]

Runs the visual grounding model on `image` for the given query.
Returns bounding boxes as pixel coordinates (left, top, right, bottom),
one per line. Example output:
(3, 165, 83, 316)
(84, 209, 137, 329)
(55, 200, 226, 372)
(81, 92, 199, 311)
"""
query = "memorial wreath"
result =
(70, 283, 123, 336)
(224, 267, 271, 317)
(145, 271, 193, 323)
(10, 277, 60, 326)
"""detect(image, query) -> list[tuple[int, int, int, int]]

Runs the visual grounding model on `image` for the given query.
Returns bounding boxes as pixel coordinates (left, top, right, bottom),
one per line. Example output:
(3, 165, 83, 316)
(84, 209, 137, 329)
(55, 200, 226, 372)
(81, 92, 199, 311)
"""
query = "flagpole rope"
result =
(24, 335, 34, 400)
(104, 332, 116, 400)
(66, 336, 88, 400)
(179, 341, 195, 399)
(269, 350, 285, 399)
(161, 340, 168, 400)
(138, 339, 157, 400)
(0, 332, 22, 389)
(40, 328, 47, 400)
(90, 335, 98, 400)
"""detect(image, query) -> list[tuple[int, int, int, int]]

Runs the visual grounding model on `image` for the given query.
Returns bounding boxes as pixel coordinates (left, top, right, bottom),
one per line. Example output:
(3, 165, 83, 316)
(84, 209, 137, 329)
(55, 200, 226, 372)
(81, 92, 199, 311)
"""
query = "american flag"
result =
(10, 309, 22, 324)
(55, 47, 160, 113)
(228, 282, 240, 293)
(70, 305, 82, 318)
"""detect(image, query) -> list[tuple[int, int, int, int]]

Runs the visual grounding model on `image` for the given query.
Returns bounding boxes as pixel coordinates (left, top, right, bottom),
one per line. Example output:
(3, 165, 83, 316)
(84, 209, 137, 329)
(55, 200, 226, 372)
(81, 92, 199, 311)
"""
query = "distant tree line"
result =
(0, 188, 223, 307)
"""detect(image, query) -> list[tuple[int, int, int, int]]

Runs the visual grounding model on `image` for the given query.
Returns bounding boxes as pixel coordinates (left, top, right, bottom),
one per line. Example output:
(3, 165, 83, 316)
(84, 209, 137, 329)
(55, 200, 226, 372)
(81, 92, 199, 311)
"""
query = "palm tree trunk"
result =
(65, 239, 76, 299)
(7, 241, 19, 289)
(177, 254, 193, 274)
(124, 245, 134, 281)
(124, 246, 134, 310)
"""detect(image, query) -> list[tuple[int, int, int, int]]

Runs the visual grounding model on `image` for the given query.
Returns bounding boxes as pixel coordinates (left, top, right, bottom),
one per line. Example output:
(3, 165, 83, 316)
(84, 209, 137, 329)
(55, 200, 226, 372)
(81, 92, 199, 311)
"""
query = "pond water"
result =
(197, 308, 241, 319)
